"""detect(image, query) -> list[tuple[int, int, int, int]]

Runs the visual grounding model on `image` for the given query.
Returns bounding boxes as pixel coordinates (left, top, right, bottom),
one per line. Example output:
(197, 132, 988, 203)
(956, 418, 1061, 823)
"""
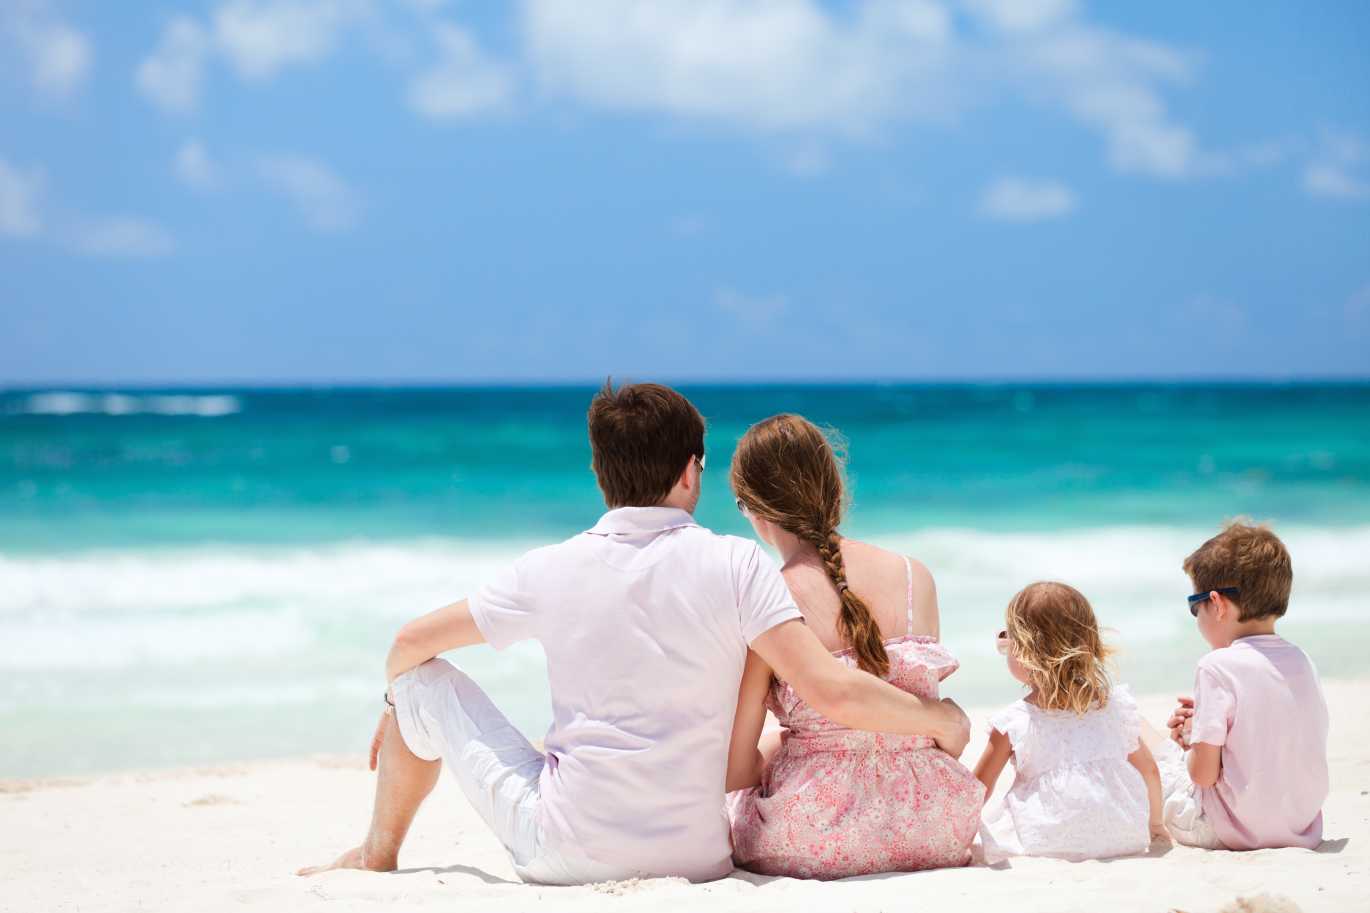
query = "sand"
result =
(3, 683, 1365, 913)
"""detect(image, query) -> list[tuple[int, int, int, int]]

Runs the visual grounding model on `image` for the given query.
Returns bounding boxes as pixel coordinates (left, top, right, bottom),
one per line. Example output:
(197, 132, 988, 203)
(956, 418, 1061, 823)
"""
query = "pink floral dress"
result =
(727, 559, 984, 879)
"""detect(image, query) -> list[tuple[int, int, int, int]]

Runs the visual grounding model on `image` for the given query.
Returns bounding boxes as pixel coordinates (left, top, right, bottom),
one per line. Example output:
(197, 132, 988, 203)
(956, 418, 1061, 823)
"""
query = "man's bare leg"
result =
(297, 713, 441, 875)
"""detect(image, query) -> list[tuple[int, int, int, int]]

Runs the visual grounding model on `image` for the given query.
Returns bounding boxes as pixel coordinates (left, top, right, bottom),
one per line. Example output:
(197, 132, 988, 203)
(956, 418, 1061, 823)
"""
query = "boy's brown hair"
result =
(587, 380, 705, 508)
(1183, 519, 1293, 621)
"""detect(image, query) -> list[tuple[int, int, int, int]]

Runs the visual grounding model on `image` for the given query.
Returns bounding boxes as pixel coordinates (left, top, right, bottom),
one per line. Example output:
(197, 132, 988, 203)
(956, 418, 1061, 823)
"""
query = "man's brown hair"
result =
(587, 380, 705, 508)
(1183, 519, 1293, 621)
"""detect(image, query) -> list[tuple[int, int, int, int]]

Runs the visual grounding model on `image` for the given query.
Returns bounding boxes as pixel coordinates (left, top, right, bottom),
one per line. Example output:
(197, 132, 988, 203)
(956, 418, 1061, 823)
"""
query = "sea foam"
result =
(13, 392, 241, 417)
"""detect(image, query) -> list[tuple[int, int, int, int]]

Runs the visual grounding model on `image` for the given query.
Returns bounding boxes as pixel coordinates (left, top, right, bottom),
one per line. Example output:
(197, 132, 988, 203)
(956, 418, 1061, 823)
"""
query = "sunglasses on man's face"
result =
(1187, 586, 1240, 617)
(995, 630, 1009, 655)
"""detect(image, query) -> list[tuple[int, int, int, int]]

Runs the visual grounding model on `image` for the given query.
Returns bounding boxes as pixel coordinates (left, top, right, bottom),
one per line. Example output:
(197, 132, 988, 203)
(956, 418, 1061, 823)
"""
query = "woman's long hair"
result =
(1004, 581, 1114, 714)
(730, 414, 889, 677)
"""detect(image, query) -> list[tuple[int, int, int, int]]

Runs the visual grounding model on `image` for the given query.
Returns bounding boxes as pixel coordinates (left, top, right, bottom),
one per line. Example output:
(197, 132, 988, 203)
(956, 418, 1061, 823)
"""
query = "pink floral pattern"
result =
(728, 636, 984, 879)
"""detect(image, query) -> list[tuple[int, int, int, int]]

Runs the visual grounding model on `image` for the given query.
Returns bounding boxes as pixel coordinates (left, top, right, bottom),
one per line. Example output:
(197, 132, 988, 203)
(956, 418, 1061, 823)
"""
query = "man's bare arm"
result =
(384, 598, 486, 683)
(750, 619, 970, 756)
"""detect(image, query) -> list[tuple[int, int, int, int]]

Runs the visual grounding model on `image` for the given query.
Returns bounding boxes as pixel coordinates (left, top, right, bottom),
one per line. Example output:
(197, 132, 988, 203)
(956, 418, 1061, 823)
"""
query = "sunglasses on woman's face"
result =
(1187, 586, 1239, 617)
(996, 630, 1009, 655)
(735, 497, 750, 516)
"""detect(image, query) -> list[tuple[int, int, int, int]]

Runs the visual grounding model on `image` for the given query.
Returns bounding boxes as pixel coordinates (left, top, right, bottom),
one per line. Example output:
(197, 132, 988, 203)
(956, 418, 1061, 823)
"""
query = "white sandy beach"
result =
(3, 682, 1365, 913)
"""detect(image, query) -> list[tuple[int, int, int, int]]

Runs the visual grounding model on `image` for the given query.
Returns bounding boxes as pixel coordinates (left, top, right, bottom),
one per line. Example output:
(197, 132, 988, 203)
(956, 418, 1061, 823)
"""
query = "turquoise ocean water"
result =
(2, 383, 1368, 777)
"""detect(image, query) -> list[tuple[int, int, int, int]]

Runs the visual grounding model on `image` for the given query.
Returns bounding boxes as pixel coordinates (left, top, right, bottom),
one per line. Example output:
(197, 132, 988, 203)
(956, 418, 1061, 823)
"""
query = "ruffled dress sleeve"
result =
(907, 639, 960, 682)
(1110, 683, 1142, 755)
(987, 701, 1032, 763)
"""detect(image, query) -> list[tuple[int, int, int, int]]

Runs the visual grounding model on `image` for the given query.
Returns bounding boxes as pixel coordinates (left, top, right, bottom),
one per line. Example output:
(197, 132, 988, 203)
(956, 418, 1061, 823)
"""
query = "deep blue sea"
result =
(3, 383, 1368, 776)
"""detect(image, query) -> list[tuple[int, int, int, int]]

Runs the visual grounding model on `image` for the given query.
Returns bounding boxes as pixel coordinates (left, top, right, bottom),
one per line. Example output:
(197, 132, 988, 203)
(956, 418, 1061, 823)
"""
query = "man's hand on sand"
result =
(1167, 696, 1194, 748)
(935, 697, 971, 759)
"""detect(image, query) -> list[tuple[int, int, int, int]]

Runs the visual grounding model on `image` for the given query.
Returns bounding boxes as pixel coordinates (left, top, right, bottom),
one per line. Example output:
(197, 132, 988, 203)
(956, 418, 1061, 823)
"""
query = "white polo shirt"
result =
(469, 506, 801, 881)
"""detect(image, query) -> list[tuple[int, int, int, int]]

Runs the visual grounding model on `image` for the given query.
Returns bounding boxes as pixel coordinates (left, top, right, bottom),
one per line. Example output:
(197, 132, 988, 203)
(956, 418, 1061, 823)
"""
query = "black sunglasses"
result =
(1187, 586, 1240, 617)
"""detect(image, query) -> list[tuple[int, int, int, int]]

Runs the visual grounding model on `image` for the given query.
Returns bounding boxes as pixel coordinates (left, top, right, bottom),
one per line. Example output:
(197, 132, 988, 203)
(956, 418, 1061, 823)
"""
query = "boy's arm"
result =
(972, 728, 1013, 797)
(725, 650, 773, 792)
(1127, 741, 1167, 840)
(750, 619, 971, 756)
(1186, 742, 1222, 788)
(384, 598, 486, 683)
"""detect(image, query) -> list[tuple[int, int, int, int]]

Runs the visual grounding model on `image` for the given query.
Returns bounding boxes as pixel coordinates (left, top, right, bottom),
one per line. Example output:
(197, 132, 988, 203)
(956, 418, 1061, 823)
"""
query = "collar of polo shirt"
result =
(586, 506, 699, 536)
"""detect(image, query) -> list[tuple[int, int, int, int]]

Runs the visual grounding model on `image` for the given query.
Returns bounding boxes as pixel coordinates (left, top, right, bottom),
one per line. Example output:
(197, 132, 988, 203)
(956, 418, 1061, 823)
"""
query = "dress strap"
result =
(903, 556, 914, 638)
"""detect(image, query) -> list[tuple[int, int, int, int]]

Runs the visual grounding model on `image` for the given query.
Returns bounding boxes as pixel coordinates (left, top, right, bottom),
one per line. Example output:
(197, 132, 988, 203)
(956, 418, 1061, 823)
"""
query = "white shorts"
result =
(1156, 740, 1225, 850)
(390, 658, 622, 885)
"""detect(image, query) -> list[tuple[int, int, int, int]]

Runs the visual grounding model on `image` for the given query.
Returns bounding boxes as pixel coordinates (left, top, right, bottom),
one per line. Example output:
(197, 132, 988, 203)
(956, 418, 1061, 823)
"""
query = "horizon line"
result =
(4, 375, 1370, 392)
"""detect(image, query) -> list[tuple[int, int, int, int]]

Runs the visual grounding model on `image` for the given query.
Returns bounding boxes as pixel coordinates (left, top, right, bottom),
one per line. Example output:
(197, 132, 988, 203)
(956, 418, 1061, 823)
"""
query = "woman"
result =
(725, 414, 983, 879)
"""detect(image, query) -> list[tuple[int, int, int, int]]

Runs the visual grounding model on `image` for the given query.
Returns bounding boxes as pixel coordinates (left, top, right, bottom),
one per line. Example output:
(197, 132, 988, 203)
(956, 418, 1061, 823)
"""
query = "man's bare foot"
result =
(296, 844, 397, 876)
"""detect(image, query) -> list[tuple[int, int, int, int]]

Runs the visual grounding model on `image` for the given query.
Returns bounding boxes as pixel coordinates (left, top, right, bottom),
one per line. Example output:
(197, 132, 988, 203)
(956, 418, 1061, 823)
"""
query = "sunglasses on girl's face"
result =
(1187, 586, 1240, 617)
(735, 497, 750, 516)
(995, 630, 1009, 655)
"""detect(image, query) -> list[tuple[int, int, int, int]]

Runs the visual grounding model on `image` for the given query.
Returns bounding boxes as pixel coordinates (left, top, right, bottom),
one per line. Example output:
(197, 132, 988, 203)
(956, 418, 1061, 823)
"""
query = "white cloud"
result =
(669, 214, 708, 237)
(68, 217, 175, 257)
(522, 0, 954, 137)
(256, 154, 361, 231)
(1187, 293, 1248, 336)
(1303, 131, 1370, 202)
(520, 0, 1253, 181)
(962, 0, 1076, 33)
(2, 1, 92, 98)
(174, 139, 220, 190)
(213, 0, 370, 81)
(979, 177, 1075, 221)
(783, 143, 831, 178)
(406, 23, 513, 120)
(136, 17, 210, 113)
(1346, 283, 1370, 335)
(0, 158, 45, 238)
(715, 287, 788, 327)
(0, 155, 174, 257)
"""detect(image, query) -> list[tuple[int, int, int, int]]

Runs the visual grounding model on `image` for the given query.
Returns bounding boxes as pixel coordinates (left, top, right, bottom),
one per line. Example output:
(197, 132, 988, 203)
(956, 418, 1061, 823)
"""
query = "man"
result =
(299, 381, 970, 884)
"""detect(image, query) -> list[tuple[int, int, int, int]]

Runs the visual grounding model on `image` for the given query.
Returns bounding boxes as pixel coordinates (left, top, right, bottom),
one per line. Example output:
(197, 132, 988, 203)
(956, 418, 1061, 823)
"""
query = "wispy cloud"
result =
(213, 0, 370, 81)
(135, 0, 374, 113)
(0, 158, 45, 238)
(520, 0, 1268, 182)
(523, 0, 954, 137)
(256, 154, 361, 232)
(2, 155, 173, 256)
(174, 139, 220, 190)
(1, 1, 92, 99)
(1346, 283, 1370, 334)
(979, 177, 1076, 222)
(136, 17, 210, 114)
(68, 217, 175, 257)
(1304, 130, 1370, 202)
(715, 287, 788, 328)
(406, 22, 513, 120)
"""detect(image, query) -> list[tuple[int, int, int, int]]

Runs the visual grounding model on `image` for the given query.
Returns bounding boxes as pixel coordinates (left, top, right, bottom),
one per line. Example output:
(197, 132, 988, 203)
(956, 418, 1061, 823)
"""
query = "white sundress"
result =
(980, 684, 1149, 863)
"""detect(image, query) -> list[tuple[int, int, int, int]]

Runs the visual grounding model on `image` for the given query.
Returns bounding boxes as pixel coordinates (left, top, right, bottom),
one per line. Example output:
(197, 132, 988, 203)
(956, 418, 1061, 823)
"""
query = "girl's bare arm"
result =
(725, 650, 775, 792)
(973, 728, 1013, 798)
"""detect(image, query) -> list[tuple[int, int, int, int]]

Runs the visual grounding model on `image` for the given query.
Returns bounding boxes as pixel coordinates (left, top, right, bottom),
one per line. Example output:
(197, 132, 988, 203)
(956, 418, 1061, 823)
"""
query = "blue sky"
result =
(2, 0, 1368, 384)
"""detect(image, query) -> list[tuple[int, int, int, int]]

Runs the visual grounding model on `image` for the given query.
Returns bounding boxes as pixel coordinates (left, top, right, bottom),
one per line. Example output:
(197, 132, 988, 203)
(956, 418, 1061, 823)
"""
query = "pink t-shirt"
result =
(1190, 634, 1329, 850)
(469, 507, 801, 881)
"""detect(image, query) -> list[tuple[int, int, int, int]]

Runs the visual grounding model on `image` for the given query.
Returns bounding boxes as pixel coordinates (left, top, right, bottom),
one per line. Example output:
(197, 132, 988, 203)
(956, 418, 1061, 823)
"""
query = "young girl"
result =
(725, 414, 983, 879)
(973, 582, 1165, 863)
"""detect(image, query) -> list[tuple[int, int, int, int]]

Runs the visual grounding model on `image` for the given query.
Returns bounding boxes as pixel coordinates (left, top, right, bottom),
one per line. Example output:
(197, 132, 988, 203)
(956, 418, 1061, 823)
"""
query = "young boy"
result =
(1159, 520, 1329, 850)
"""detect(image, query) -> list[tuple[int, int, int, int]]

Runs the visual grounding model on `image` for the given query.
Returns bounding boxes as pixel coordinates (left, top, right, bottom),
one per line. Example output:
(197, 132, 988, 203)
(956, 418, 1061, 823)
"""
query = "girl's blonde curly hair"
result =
(1004, 581, 1113, 715)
